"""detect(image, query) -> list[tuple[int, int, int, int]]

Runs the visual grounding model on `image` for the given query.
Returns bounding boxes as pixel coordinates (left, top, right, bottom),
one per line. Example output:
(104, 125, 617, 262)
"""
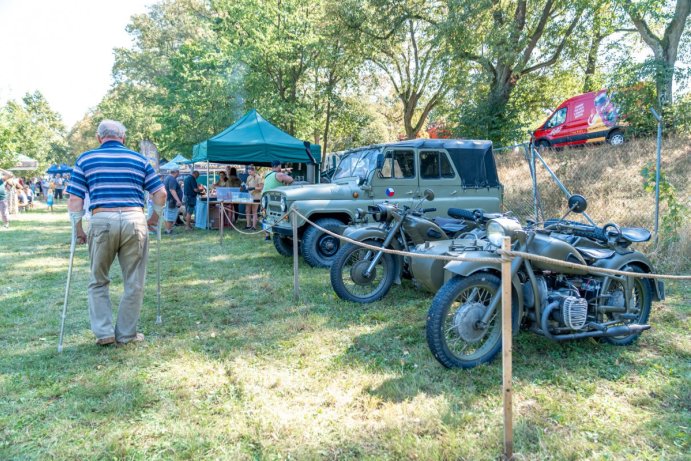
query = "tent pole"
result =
(206, 161, 210, 230)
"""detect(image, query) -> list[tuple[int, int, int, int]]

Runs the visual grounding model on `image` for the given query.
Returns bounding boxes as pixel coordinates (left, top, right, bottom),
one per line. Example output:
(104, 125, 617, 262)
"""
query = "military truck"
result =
(261, 139, 503, 268)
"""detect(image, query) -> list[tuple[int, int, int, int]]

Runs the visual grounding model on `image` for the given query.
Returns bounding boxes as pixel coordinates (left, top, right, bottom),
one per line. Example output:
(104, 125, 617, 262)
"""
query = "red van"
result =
(532, 90, 625, 149)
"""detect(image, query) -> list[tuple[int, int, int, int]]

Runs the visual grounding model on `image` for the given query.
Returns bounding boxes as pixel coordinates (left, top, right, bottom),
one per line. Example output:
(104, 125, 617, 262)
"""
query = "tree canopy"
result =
(1, 0, 689, 166)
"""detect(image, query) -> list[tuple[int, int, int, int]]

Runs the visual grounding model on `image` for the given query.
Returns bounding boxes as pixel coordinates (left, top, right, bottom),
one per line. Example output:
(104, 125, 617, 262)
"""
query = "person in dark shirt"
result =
(163, 169, 183, 234)
(183, 171, 203, 230)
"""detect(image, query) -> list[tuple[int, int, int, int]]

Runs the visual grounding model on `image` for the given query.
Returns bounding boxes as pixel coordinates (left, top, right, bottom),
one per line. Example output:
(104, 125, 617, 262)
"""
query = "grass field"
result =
(0, 201, 689, 461)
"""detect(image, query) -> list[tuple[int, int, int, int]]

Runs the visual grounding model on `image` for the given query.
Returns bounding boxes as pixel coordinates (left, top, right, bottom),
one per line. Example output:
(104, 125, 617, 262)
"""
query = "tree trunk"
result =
(583, 9, 603, 93)
(322, 98, 332, 156)
(486, 67, 517, 141)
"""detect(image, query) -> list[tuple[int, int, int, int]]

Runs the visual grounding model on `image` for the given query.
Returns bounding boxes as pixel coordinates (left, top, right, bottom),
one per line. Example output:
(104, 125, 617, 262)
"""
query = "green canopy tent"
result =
(191, 109, 321, 166)
(191, 109, 321, 229)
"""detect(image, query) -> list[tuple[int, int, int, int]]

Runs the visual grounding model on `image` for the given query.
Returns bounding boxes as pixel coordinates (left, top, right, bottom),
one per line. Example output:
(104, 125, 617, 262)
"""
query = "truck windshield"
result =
(332, 148, 379, 181)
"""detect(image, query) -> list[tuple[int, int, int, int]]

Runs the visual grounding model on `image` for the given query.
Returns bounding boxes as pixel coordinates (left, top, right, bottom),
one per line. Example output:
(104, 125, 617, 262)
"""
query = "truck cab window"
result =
(546, 107, 567, 128)
(381, 150, 415, 179)
(420, 151, 456, 179)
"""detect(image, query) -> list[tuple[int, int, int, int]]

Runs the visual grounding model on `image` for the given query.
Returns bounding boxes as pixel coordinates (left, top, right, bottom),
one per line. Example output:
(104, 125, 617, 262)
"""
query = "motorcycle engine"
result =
(559, 296, 588, 330)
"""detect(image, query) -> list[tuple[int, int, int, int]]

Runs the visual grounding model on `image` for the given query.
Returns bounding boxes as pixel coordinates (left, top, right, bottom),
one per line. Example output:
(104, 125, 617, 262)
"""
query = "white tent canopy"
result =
(9, 154, 38, 171)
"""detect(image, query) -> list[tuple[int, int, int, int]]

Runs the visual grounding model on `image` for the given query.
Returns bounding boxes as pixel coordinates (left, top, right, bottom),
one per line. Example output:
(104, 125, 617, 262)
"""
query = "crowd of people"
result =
(0, 169, 72, 228)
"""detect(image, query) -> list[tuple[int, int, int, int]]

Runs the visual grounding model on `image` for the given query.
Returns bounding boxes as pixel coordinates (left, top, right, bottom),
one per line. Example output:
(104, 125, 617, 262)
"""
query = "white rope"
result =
(291, 209, 690, 281)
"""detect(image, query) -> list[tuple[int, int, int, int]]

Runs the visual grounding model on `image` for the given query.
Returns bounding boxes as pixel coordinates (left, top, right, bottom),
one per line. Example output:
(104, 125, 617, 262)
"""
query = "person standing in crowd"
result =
(227, 167, 242, 187)
(215, 171, 230, 188)
(54, 174, 65, 202)
(67, 119, 167, 346)
(0, 169, 12, 228)
(163, 169, 183, 235)
(261, 160, 294, 240)
(183, 170, 203, 230)
(244, 165, 263, 231)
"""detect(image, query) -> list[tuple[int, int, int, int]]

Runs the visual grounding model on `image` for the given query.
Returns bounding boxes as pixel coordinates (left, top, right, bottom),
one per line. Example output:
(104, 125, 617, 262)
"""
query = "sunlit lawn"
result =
(1, 203, 689, 460)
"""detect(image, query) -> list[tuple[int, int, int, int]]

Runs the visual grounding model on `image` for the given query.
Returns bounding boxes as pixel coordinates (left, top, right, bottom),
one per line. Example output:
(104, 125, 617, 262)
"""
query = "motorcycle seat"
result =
(433, 217, 471, 236)
(577, 247, 615, 260)
(620, 227, 651, 243)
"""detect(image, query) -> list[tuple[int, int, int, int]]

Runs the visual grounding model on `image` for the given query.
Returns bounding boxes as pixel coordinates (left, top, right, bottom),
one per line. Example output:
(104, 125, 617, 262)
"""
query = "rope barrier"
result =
(290, 209, 690, 281)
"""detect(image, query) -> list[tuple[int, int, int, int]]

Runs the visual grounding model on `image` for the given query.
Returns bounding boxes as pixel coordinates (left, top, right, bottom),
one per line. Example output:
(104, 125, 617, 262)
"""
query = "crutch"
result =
(58, 216, 79, 353)
(155, 210, 163, 324)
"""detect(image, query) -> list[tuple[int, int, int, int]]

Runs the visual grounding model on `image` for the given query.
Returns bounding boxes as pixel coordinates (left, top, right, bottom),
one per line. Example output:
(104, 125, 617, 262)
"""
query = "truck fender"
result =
(592, 251, 663, 301)
(443, 253, 525, 326)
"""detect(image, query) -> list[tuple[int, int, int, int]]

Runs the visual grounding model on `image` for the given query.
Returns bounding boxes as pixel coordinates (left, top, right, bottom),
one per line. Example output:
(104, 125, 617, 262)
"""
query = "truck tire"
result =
(272, 234, 295, 257)
(607, 129, 624, 146)
(302, 217, 345, 268)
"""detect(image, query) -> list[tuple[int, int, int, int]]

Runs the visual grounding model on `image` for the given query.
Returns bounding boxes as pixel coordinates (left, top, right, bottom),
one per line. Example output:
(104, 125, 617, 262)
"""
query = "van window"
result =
(420, 151, 455, 179)
(380, 150, 415, 179)
(546, 107, 567, 128)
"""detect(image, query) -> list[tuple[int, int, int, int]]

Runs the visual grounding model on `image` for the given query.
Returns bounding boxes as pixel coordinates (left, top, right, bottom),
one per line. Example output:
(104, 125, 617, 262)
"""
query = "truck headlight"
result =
(487, 218, 522, 247)
(261, 195, 269, 210)
(280, 196, 287, 213)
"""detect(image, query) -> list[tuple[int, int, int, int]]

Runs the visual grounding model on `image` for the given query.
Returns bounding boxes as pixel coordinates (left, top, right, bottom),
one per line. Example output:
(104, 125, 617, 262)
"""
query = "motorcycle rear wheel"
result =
(602, 265, 652, 346)
(426, 273, 503, 369)
(330, 239, 396, 303)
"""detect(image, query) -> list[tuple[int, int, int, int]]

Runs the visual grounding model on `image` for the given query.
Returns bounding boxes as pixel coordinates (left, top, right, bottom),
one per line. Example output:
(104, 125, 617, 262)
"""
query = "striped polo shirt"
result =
(66, 140, 164, 211)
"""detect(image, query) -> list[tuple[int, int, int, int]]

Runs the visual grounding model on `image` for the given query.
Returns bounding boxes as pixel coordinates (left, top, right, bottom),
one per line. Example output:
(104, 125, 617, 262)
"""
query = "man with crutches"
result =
(63, 120, 166, 348)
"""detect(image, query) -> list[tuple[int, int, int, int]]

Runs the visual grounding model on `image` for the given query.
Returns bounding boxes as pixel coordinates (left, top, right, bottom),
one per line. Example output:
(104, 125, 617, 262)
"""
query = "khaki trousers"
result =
(87, 211, 149, 342)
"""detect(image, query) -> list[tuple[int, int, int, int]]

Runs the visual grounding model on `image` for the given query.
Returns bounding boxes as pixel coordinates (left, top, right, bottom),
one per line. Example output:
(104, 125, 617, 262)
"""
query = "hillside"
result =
(495, 136, 690, 273)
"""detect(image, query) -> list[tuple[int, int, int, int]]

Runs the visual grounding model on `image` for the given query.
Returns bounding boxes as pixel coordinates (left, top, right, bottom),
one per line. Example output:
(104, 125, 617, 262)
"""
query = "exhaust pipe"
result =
(541, 301, 650, 341)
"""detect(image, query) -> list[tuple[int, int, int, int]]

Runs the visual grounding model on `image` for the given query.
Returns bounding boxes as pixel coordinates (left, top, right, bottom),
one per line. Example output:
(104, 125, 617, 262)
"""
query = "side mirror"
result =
(423, 189, 435, 201)
(376, 154, 385, 169)
(567, 194, 587, 213)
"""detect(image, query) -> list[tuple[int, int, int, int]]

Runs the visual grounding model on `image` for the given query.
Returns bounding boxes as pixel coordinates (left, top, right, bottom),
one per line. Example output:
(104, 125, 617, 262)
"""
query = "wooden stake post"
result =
(501, 236, 513, 460)
(291, 206, 300, 301)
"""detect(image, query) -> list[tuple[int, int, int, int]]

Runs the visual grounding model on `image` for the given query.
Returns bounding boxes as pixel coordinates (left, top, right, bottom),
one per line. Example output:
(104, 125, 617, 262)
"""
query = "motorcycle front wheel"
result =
(602, 265, 652, 346)
(330, 239, 396, 303)
(426, 273, 503, 369)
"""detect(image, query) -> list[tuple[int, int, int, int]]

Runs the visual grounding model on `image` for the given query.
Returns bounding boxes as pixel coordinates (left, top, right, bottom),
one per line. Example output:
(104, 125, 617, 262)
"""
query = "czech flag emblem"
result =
(385, 188, 395, 197)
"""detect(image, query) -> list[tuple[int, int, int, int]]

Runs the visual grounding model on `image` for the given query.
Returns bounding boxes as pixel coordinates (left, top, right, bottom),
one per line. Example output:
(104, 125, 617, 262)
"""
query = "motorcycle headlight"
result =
(487, 218, 522, 247)
(368, 204, 390, 223)
(280, 196, 287, 213)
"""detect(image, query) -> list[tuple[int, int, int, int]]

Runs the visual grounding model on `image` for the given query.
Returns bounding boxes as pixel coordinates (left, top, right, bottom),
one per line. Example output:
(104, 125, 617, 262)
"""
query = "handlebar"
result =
(544, 218, 608, 242)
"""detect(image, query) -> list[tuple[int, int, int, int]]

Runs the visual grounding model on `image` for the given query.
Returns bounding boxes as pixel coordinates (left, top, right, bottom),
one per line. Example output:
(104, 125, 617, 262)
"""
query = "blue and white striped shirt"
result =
(66, 141, 164, 211)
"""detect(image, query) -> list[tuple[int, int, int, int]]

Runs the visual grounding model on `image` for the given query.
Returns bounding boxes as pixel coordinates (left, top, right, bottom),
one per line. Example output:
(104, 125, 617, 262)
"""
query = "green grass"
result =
(1, 204, 689, 460)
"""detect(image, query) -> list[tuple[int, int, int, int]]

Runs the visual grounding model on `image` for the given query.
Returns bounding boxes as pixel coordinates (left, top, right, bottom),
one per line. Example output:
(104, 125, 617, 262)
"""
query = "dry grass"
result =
(496, 136, 690, 273)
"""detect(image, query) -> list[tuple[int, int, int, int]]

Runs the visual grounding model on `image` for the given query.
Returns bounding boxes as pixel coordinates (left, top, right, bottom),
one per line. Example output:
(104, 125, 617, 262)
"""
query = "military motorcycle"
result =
(329, 190, 484, 303)
(423, 194, 665, 369)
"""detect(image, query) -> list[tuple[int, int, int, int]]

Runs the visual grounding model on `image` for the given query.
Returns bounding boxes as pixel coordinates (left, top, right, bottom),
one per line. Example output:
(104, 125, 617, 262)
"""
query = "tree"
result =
(619, 0, 691, 105)
(336, 1, 450, 139)
(444, 0, 585, 142)
(0, 91, 68, 168)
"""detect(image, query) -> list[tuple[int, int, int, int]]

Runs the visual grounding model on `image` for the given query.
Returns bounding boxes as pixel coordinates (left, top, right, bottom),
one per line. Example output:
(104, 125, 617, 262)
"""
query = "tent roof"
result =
(169, 154, 191, 164)
(9, 154, 38, 171)
(191, 109, 320, 165)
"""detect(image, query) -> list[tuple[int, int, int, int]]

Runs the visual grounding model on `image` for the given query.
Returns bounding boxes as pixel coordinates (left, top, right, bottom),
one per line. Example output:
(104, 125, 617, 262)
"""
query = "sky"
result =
(0, 0, 152, 128)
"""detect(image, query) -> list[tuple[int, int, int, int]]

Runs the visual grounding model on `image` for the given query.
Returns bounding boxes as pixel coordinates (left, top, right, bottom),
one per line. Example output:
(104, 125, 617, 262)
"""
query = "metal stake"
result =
(155, 213, 163, 324)
(58, 221, 78, 353)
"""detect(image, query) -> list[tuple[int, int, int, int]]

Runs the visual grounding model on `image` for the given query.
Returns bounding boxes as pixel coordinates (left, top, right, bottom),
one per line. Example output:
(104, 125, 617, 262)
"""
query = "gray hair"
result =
(97, 120, 127, 139)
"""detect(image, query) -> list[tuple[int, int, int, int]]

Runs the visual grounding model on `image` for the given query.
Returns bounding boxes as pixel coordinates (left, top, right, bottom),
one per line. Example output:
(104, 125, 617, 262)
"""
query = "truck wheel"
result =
(536, 140, 550, 151)
(272, 234, 295, 257)
(302, 218, 344, 268)
(607, 129, 624, 146)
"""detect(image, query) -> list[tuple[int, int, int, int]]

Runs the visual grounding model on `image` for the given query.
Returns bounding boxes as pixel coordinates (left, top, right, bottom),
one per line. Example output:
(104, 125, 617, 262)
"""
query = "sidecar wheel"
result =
(426, 273, 503, 369)
(602, 266, 652, 346)
(330, 239, 396, 303)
